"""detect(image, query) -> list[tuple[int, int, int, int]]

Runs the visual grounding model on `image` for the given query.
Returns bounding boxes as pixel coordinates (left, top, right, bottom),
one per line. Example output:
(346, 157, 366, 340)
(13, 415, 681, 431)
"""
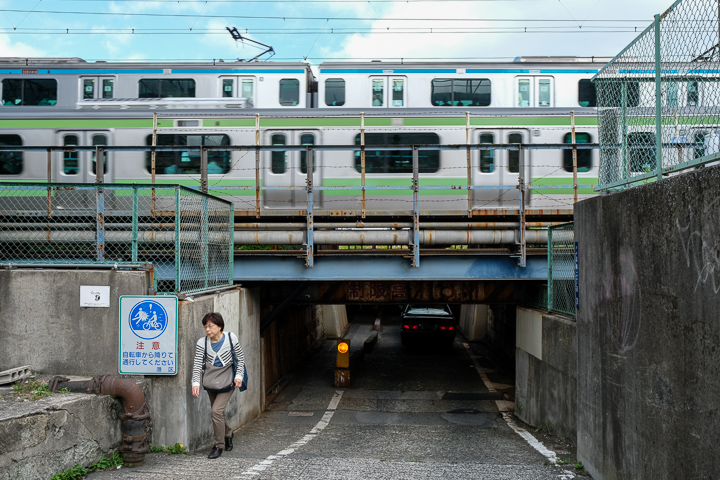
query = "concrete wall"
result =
(0, 393, 123, 480)
(147, 287, 263, 451)
(459, 304, 488, 341)
(315, 305, 348, 338)
(0, 268, 149, 374)
(515, 307, 577, 440)
(576, 166, 720, 480)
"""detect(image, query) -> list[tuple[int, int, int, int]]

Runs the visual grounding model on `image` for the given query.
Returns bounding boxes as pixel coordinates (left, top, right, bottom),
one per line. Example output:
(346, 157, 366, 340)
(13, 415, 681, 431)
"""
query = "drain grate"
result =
(442, 392, 504, 401)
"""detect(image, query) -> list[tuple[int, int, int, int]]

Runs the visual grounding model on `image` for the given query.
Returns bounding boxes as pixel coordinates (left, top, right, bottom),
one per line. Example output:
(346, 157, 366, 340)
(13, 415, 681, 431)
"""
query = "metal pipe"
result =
(48, 375, 150, 465)
(0, 229, 549, 245)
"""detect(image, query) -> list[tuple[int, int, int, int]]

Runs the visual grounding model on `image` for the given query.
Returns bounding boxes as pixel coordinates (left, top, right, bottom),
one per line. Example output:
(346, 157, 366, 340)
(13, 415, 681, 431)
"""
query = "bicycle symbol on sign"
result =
(129, 300, 168, 340)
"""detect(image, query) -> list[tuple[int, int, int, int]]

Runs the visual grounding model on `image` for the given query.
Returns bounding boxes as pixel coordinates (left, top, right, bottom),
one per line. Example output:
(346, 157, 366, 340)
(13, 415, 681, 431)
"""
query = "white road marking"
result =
(462, 343, 575, 479)
(237, 390, 345, 477)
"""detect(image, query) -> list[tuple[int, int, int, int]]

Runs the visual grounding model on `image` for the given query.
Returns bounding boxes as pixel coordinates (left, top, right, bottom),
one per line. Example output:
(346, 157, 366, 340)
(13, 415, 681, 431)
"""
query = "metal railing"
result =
(594, 0, 720, 190)
(547, 223, 576, 317)
(0, 183, 234, 295)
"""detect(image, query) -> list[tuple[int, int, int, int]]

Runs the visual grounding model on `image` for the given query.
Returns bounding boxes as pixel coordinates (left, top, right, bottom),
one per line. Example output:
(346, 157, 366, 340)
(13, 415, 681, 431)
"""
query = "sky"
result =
(0, 0, 675, 64)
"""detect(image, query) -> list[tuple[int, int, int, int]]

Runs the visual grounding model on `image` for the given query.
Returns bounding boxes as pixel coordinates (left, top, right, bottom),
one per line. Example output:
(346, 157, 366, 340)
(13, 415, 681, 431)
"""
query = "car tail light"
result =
(402, 324, 419, 330)
(439, 326, 455, 331)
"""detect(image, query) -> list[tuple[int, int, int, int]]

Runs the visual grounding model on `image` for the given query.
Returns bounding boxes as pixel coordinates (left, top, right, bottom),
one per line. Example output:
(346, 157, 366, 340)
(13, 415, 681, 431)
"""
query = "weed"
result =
(29, 382, 52, 401)
(556, 458, 571, 465)
(575, 461, 585, 471)
(60, 387, 71, 394)
(50, 452, 124, 480)
(148, 444, 167, 453)
(166, 443, 188, 455)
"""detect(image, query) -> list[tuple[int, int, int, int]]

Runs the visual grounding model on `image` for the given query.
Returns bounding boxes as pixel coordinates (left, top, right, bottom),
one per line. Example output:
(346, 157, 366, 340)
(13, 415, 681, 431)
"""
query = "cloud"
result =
(0, 33, 45, 57)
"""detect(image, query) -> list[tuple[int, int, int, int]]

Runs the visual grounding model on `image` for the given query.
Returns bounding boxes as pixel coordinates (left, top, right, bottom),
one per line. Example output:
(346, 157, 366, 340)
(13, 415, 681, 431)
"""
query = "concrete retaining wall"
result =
(459, 305, 488, 341)
(0, 393, 123, 480)
(0, 268, 149, 375)
(315, 305, 348, 338)
(576, 166, 720, 479)
(515, 307, 577, 440)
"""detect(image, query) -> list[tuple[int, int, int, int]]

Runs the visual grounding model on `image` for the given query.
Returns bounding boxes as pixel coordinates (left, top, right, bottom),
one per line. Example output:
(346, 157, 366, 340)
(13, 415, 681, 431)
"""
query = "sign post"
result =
(119, 296, 178, 375)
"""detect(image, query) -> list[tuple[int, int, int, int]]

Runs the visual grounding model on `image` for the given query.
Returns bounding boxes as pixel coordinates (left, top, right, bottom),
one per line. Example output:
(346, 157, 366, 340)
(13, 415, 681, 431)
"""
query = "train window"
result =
(518, 79, 530, 107)
(91, 134, 108, 175)
(271, 134, 287, 174)
(665, 82, 679, 107)
(353, 133, 440, 174)
(83, 79, 96, 100)
(693, 131, 707, 159)
(300, 134, 315, 174)
(538, 79, 551, 107)
(139, 79, 196, 98)
(279, 79, 300, 106)
(578, 79, 597, 107)
(508, 133, 523, 173)
(81, 77, 115, 100)
(222, 79, 234, 98)
(431, 79, 491, 107)
(599, 81, 640, 108)
(0, 135, 22, 175)
(479, 133, 494, 173)
(102, 79, 114, 99)
(2, 79, 57, 106)
(145, 134, 230, 174)
(63, 135, 79, 175)
(392, 79, 405, 107)
(372, 79, 384, 107)
(325, 79, 345, 106)
(688, 81, 699, 106)
(562, 132, 593, 173)
(627, 132, 655, 173)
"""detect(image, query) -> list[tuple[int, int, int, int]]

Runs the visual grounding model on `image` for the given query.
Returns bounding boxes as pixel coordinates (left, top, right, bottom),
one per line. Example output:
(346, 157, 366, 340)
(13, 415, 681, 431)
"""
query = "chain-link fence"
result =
(0, 183, 233, 295)
(548, 223, 576, 317)
(594, 0, 720, 190)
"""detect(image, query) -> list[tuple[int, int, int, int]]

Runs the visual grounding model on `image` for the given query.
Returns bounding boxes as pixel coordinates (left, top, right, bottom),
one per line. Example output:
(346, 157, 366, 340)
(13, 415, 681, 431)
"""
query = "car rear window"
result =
(406, 307, 450, 316)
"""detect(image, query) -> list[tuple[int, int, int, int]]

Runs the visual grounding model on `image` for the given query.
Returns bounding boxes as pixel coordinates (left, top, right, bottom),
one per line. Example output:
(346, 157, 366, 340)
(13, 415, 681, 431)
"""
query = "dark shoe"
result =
(208, 446, 222, 459)
(225, 432, 234, 451)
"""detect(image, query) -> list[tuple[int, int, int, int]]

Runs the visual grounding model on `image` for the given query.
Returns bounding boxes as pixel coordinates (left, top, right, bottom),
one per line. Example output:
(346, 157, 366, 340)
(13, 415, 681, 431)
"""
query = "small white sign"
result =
(119, 296, 178, 375)
(80, 286, 110, 307)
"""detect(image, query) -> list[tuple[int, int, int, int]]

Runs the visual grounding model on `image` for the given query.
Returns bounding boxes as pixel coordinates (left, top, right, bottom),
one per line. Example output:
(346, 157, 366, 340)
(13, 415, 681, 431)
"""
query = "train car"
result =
(0, 57, 608, 218)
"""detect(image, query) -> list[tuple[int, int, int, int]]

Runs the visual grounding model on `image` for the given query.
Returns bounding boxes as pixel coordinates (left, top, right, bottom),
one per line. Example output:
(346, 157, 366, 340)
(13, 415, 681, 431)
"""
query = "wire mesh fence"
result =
(548, 223, 576, 317)
(594, 0, 720, 190)
(0, 183, 233, 295)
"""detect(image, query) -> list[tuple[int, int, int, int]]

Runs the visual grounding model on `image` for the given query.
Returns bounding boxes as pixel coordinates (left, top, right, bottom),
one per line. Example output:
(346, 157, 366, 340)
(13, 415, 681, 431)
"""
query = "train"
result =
(0, 56, 630, 217)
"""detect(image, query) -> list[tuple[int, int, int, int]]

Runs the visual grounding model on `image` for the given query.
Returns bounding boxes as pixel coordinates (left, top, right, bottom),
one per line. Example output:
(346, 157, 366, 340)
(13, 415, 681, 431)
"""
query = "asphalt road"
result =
(87, 315, 580, 479)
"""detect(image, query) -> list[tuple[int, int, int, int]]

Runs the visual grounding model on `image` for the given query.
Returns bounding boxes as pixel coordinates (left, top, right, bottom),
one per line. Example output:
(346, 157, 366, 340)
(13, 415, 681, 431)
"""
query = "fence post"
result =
(175, 187, 181, 294)
(96, 185, 105, 262)
(306, 145, 314, 268)
(655, 13, 663, 181)
(412, 145, 420, 268)
(547, 227, 554, 312)
(132, 186, 139, 263)
(229, 202, 234, 286)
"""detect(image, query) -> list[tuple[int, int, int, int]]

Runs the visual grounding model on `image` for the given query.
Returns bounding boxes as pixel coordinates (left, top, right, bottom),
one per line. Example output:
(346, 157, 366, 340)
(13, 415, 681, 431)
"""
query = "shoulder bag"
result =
(202, 335, 234, 393)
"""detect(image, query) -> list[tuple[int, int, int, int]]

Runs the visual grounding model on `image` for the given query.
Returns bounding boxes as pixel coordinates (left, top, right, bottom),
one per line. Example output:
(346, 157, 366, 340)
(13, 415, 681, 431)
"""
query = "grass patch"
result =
(50, 452, 123, 480)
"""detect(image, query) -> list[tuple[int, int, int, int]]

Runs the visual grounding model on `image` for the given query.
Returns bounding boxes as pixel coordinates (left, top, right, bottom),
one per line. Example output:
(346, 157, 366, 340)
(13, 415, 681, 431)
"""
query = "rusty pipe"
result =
(49, 374, 150, 465)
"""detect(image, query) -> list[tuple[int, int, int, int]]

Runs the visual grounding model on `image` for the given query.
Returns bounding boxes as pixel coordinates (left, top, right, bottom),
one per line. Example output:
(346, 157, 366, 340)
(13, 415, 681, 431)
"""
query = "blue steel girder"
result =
(231, 255, 548, 282)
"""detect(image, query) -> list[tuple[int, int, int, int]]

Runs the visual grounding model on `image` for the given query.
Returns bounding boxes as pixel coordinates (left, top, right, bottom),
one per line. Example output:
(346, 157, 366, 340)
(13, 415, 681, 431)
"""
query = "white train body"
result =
(0, 57, 614, 216)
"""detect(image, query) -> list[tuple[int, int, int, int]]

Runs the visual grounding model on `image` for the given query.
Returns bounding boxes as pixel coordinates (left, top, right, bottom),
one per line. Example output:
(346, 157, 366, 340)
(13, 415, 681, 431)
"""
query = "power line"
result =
(0, 8, 650, 22)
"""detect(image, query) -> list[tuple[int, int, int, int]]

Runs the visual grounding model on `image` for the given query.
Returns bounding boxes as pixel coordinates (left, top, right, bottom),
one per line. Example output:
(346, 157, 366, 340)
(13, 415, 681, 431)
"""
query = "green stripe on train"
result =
(0, 117, 599, 129)
(530, 177, 598, 195)
(322, 178, 467, 196)
(115, 178, 259, 196)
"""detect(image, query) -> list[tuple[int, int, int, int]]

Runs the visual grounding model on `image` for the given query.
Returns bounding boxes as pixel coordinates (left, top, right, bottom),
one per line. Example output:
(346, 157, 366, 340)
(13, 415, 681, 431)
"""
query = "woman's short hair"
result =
(202, 312, 225, 331)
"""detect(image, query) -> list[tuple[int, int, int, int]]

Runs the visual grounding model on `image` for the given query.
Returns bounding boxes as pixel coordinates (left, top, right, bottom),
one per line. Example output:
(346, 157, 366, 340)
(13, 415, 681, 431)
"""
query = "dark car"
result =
(400, 304, 456, 348)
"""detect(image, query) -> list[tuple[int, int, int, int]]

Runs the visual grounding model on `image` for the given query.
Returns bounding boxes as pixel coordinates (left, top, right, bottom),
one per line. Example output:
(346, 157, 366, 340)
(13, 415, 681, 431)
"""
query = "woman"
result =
(191, 312, 245, 459)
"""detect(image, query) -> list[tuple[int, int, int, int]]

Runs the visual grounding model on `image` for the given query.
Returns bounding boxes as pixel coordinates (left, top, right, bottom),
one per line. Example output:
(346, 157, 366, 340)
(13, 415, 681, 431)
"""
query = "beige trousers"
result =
(207, 389, 234, 448)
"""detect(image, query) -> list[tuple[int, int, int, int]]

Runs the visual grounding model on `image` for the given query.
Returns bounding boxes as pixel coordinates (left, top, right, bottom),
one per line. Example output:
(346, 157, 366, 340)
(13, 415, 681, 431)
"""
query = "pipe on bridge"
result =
(0, 229, 548, 246)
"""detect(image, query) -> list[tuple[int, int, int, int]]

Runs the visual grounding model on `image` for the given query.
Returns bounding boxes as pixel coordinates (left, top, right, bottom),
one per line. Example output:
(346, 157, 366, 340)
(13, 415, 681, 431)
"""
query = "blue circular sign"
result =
(128, 300, 169, 340)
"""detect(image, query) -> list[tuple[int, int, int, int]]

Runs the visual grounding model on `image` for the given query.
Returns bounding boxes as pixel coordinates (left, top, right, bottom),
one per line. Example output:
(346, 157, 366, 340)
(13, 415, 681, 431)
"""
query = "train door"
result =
(369, 76, 407, 107)
(54, 131, 112, 184)
(499, 129, 530, 209)
(219, 76, 256, 107)
(262, 130, 322, 209)
(470, 129, 502, 209)
(515, 77, 554, 108)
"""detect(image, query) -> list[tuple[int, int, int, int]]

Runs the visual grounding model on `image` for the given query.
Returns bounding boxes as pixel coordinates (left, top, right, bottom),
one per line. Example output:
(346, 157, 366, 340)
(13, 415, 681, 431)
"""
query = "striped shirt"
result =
(191, 331, 245, 387)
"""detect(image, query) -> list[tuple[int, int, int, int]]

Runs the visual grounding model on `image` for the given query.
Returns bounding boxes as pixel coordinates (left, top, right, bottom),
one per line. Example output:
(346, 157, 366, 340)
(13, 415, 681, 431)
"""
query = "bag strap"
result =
(229, 333, 237, 368)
